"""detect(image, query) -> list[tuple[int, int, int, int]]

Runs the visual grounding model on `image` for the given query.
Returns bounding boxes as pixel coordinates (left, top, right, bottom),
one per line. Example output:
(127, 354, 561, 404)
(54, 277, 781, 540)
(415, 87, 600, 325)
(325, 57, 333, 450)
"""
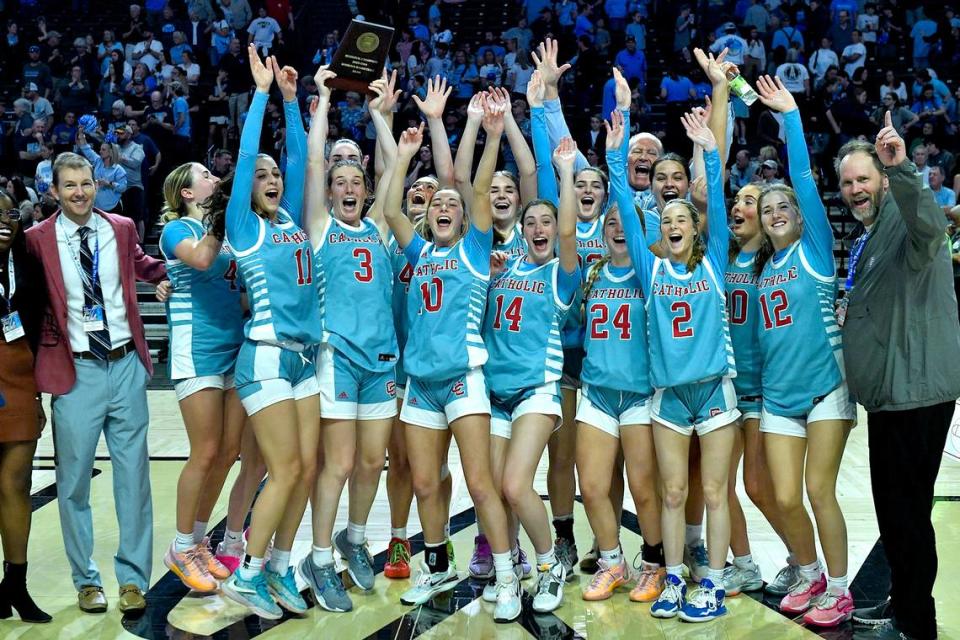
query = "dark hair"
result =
(651, 152, 691, 182)
(328, 159, 374, 217)
(0, 190, 46, 352)
(203, 170, 233, 241)
(834, 139, 884, 176)
(491, 171, 521, 244)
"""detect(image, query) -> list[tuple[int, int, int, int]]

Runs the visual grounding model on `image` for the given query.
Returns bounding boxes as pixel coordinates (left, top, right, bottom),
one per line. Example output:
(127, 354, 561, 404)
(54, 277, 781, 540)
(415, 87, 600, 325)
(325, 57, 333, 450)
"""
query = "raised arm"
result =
(383, 124, 424, 249)
(226, 45, 273, 249)
(453, 92, 483, 206)
(693, 47, 731, 165)
(528, 70, 559, 204)
(553, 137, 579, 274)
(272, 57, 307, 226)
(533, 38, 588, 171)
(606, 109, 654, 295)
(681, 109, 728, 268)
(413, 75, 455, 188)
(366, 72, 401, 233)
(303, 65, 334, 241)
(876, 110, 946, 269)
(757, 75, 832, 269)
(471, 95, 505, 233)
(491, 86, 537, 204)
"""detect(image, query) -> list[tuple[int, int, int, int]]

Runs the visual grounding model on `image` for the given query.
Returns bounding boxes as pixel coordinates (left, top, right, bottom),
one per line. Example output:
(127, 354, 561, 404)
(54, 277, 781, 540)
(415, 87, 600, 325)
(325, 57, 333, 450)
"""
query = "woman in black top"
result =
(0, 190, 50, 623)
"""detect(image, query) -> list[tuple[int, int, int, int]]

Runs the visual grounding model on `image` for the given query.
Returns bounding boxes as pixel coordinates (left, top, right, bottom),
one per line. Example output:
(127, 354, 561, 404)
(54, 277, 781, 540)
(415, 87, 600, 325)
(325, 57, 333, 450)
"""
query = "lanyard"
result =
(58, 214, 100, 291)
(845, 230, 871, 292)
(0, 251, 14, 309)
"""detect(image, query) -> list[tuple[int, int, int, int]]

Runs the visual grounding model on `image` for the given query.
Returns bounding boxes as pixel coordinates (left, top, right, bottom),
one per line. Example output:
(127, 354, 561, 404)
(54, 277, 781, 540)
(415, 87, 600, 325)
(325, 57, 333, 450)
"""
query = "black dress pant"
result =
(868, 401, 954, 640)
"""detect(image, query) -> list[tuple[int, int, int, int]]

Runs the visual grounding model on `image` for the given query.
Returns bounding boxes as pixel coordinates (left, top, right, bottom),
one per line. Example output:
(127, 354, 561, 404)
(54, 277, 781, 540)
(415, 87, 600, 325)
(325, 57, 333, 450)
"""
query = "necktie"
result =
(78, 226, 112, 359)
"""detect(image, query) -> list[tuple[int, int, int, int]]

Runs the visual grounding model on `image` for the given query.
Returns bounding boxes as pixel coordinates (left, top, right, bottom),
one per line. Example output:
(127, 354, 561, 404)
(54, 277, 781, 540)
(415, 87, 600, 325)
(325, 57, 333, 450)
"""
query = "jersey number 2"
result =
(671, 301, 693, 338)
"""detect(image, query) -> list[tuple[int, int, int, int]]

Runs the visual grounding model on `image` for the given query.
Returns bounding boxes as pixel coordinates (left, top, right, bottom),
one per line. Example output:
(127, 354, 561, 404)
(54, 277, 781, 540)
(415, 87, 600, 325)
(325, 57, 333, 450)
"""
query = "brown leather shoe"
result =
(117, 584, 146, 613)
(77, 585, 108, 613)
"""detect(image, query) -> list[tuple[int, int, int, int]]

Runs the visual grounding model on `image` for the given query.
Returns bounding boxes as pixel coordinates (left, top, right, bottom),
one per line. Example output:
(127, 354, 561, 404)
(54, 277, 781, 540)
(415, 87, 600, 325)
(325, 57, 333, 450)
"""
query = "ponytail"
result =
(581, 254, 612, 321)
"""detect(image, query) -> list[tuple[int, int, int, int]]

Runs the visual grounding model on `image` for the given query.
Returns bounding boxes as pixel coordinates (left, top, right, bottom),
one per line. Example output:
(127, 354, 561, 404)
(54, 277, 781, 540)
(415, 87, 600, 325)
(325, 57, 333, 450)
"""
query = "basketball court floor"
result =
(1, 394, 958, 639)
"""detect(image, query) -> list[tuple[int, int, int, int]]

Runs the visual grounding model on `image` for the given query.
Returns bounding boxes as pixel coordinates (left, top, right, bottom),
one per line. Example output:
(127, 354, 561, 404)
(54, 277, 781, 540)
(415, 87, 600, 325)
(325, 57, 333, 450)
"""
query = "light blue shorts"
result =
(651, 376, 740, 436)
(490, 381, 563, 439)
(576, 383, 651, 438)
(235, 340, 319, 415)
(316, 344, 397, 421)
(400, 367, 490, 430)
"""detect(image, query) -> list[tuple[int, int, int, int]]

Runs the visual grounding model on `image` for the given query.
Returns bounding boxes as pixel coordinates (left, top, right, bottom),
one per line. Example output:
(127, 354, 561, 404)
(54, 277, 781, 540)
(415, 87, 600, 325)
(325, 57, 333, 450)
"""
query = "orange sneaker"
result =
(630, 562, 666, 602)
(384, 537, 412, 579)
(581, 559, 628, 601)
(197, 537, 231, 580)
(163, 544, 218, 593)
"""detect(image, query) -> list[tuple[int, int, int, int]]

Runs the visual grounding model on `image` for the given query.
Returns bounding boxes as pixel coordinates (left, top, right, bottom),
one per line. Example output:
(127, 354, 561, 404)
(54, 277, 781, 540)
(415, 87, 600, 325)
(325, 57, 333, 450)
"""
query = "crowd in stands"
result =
(1, 0, 959, 232)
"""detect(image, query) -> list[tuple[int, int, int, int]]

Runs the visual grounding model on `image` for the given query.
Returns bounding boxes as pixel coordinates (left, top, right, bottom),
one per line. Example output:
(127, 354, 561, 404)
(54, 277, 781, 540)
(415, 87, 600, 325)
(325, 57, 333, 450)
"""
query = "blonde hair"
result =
(662, 199, 706, 272)
(102, 142, 121, 166)
(754, 183, 802, 276)
(581, 254, 612, 319)
(160, 162, 197, 224)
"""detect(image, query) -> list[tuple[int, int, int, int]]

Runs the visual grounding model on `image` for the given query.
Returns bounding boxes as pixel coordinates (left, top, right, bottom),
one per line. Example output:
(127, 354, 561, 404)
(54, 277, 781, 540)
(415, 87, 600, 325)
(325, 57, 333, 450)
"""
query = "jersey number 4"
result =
(222, 259, 239, 291)
(492, 295, 523, 332)
(590, 303, 632, 340)
(759, 289, 793, 329)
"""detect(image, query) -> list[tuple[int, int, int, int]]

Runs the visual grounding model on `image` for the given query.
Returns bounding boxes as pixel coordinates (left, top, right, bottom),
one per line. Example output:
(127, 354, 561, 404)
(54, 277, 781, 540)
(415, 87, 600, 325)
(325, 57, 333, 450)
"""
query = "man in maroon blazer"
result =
(26, 152, 167, 615)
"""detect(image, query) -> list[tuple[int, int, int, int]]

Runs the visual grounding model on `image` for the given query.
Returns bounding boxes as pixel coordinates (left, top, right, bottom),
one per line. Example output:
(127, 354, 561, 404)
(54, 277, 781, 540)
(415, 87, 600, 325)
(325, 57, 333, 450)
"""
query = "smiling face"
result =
(628, 135, 661, 190)
(660, 201, 698, 263)
(428, 188, 465, 246)
(490, 174, 520, 227)
(731, 184, 762, 243)
(0, 196, 19, 252)
(51, 166, 97, 220)
(329, 164, 367, 225)
(759, 189, 802, 250)
(252, 155, 283, 217)
(522, 202, 557, 264)
(652, 159, 689, 210)
(574, 168, 606, 222)
(406, 176, 438, 222)
(838, 151, 884, 226)
(603, 206, 629, 263)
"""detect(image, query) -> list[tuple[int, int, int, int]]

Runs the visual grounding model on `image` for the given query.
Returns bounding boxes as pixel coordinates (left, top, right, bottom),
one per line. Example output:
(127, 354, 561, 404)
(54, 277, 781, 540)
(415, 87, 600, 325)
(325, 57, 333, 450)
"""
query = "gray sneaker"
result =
(555, 537, 579, 581)
(723, 563, 763, 596)
(683, 541, 709, 583)
(765, 563, 799, 596)
(297, 556, 352, 612)
(334, 529, 375, 591)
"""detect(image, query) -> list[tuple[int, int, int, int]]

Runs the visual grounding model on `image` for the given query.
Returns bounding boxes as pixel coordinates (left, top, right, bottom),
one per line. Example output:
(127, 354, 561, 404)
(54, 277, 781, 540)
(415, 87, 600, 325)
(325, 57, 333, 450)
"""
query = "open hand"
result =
(398, 123, 425, 159)
(552, 136, 577, 171)
(467, 92, 485, 124)
(531, 38, 571, 89)
(604, 109, 625, 151)
(526, 69, 545, 108)
(314, 64, 336, 100)
(249, 45, 274, 92)
(480, 93, 505, 136)
(756, 75, 797, 113)
(413, 75, 452, 119)
(681, 108, 717, 151)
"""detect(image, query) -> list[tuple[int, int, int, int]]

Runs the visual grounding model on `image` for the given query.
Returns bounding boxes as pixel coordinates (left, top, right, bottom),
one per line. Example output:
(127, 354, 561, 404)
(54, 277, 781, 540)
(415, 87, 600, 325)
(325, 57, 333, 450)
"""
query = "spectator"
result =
(114, 124, 146, 239)
(614, 36, 647, 87)
(247, 6, 283, 57)
(808, 36, 839, 86)
(220, 0, 252, 32)
(22, 45, 52, 97)
(97, 30, 123, 62)
(728, 149, 758, 192)
(76, 129, 128, 213)
(26, 84, 54, 130)
(218, 38, 249, 133)
(122, 4, 147, 54)
(912, 145, 931, 186)
(771, 14, 804, 54)
(143, 90, 175, 141)
(857, 2, 880, 47)
(660, 66, 695, 103)
(912, 84, 945, 128)
(505, 51, 533, 96)
(424, 43, 453, 81)
(743, 27, 766, 81)
(828, 9, 855, 51)
(879, 69, 908, 103)
(674, 4, 696, 60)
(910, 10, 939, 71)
(185, 9, 209, 56)
(711, 23, 748, 66)
(574, 4, 595, 41)
(449, 49, 478, 100)
(68, 37, 98, 85)
(926, 137, 956, 180)
(476, 31, 506, 61)
(743, 0, 769, 36)
(188, 0, 218, 23)
(209, 19, 234, 67)
(169, 31, 192, 66)
(131, 28, 163, 71)
(776, 49, 810, 100)
(502, 18, 534, 52)
(911, 69, 950, 102)
(127, 118, 161, 196)
(211, 148, 234, 178)
(872, 93, 919, 136)
(928, 165, 956, 210)
(758, 158, 783, 185)
(593, 18, 611, 57)
(408, 10, 429, 42)
(51, 112, 79, 149)
(478, 50, 503, 87)
(605, 0, 629, 32)
(841, 30, 867, 78)
(58, 66, 93, 115)
(625, 12, 646, 50)
(158, 5, 186, 49)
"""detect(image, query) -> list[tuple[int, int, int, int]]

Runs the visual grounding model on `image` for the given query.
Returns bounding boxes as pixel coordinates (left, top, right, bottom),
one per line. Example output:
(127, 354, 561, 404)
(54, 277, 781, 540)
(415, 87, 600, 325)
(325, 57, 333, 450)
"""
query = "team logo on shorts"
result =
(710, 408, 722, 417)
(451, 381, 465, 397)
(386, 381, 396, 398)
(338, 391, 350, 400)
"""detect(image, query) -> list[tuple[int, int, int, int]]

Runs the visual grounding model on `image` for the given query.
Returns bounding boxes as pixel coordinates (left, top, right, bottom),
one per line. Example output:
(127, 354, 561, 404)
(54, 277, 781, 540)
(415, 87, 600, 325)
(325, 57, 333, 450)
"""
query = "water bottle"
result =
(727, 70, 759, 106)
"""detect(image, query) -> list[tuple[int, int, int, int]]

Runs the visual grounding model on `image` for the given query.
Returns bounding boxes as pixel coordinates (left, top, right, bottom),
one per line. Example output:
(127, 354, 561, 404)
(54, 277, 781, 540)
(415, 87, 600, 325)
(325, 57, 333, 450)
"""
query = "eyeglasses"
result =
(0, 209, 23, 222)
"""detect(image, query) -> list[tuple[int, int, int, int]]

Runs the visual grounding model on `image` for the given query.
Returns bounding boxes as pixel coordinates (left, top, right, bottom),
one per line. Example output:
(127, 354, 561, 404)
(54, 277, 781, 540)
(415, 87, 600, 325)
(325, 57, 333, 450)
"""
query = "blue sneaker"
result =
(651, 573, 686, 619)
(334, 529, 375, 591)
(221, 571, 282, 620)
(679, 578, 727, 623)
(297, 556, 353, 612)
(265, 566, 307, 614)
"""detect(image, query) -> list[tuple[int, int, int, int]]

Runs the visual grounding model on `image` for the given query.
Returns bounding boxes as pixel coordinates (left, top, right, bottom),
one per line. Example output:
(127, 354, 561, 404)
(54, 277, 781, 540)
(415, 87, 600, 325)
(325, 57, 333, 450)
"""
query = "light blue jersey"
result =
(612, 117, 736, 389)
(725, 251, 762, 398)
(581, 262, 651, 396)
(388, 233, 412, 381)
(316, 216, 397, 372)
(757, 108, 843, 416)
(494, 222, 527, 258)
(403, 224, 492, 381)
(225, 90, 321, 345)
(160, 216, 244, 379)
(483, 257, 579, 398)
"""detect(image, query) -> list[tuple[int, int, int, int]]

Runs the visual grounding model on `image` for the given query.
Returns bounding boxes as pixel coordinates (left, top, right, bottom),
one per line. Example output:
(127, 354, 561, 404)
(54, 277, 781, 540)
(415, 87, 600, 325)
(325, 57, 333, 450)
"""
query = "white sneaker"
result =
(482, 562, 523, 602)
(493, 576, 522, 623)
(723, 562, 763, 596)
(400, 562, 459, 606)
(532, 561, 566, 613)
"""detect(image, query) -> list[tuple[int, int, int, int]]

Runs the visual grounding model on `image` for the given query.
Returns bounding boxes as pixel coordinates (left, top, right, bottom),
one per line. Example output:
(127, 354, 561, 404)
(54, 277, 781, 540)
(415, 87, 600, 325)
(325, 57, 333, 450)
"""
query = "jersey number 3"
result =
(353, 247, 373, 282)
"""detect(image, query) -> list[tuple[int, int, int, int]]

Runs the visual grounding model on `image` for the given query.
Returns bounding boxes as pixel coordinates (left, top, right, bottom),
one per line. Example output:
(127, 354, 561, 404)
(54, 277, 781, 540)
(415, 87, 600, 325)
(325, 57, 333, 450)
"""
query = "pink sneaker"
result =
(803, 589, 855, 627)
(215, 539, 243, 574)
(779, 573, 826, 614)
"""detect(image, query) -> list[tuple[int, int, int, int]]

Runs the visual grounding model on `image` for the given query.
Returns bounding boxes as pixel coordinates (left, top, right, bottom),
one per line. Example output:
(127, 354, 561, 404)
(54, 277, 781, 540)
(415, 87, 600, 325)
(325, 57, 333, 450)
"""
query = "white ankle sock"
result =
(174, 531, 195, 553)
(799, 560, 821, 581)
(224, 528, 243, 546)
(269, 548, 291, 574)
(312, 545, 334, 567)
(535, 547, 557, 567)
(493, 551, 514, 584)
(238, 555, 263, 580)
(391, 527, 407, 540)
(734, 554, 755, 569)
(599, 547, 623, 566)
(826, 574, 848, 594)
(707, 567, 724, 584)
(666, 564, 684, 579)
(347, 521, 366, 545)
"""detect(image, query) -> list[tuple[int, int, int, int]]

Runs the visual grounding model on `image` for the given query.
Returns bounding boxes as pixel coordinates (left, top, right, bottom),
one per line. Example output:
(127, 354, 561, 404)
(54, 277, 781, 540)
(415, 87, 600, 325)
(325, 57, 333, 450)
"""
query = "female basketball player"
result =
(209, 47, 321, 620)
(158, 162, 246, 593)
(382, 99, 523, 623)
(753, 75, 856, 628)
